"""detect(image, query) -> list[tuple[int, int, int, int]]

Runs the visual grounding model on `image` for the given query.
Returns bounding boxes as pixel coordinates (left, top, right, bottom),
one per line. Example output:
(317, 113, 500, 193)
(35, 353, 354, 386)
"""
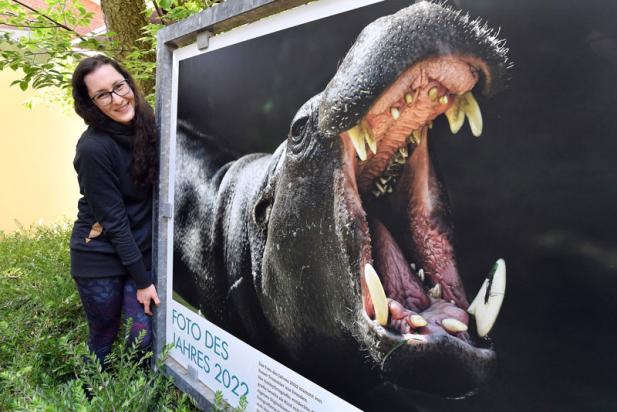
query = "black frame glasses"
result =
(91, 80, 131, 106)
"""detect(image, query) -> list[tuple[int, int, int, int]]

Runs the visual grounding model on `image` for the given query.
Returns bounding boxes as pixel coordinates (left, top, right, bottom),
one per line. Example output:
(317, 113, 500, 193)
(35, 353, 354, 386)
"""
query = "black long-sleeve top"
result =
(70, 122, 153, 289)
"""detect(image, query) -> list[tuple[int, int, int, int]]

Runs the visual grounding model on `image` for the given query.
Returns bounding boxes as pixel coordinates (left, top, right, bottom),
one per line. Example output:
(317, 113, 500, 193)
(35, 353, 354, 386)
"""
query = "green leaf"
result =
(159, 0, 173, 10)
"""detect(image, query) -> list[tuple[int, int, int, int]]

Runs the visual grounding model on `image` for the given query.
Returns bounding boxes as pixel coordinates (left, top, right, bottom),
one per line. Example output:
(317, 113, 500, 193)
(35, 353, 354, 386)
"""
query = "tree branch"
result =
(0, 21, 60, 29)
(151, 0, 163, 19)
(150, 0, 169, 25)
(11, 0, 88, 42)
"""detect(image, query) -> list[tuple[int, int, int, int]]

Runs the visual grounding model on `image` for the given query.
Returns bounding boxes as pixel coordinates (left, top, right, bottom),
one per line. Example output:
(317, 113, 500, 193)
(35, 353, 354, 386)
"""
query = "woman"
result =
(70, 55, 160, 367)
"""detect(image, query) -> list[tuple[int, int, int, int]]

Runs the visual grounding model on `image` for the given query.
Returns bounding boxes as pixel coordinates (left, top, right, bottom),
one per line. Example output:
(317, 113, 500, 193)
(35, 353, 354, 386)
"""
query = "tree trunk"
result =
(100, 0, 155, 95)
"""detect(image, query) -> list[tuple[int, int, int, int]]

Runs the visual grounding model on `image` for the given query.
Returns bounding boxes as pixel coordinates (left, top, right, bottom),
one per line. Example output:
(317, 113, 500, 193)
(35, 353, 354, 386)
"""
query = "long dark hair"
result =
(72, 55, 158, 185)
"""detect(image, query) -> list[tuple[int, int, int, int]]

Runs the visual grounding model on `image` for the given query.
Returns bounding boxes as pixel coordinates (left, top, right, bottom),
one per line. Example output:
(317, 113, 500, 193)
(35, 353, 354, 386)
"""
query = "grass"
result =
(0, 222, 243, 411)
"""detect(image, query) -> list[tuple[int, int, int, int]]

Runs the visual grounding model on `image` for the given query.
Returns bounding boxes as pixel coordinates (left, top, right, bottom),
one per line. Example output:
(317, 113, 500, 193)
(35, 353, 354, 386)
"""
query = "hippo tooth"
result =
(405, 93, 414, 104)
(445, 96, 465, 134)
(410, 263, 416, 271)
(461, 91, 483, 137)
(410, 315, 428, 328)
(398, 146, 408, 157)
(372, 189, 382, 198)
(429, 283, 442, 298)
(412, 130, 422, 145)
(365, 131, 377, 155)
(442, 318, 468, 333)
(347, 125, 367, 160)
(468, 259, 506, 337)
(428, 87, 438, 101)
(417, 268, 425, 282)
(391, 107, 400, 120)
(364, 264, 389, 326)
(439, 95, 449, 105)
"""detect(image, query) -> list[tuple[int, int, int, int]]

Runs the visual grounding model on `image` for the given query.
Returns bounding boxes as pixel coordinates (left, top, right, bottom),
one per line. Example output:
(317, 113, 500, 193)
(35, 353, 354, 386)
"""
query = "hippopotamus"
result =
(173, 1, 510, 408)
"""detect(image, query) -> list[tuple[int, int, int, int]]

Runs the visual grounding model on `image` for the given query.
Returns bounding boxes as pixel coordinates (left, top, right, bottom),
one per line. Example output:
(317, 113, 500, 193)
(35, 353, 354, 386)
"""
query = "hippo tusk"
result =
(468, 259, 506, 337)
(365, 263, 389, 326)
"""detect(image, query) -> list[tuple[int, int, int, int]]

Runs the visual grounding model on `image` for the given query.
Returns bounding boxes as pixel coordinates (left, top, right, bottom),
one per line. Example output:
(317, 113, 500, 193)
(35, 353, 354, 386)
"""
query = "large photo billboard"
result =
(156, 0, 617, 410)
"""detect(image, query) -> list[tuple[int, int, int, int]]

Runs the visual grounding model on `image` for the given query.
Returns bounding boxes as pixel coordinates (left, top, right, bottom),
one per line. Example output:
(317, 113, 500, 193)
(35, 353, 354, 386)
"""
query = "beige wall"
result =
(0, 69, 86, 232)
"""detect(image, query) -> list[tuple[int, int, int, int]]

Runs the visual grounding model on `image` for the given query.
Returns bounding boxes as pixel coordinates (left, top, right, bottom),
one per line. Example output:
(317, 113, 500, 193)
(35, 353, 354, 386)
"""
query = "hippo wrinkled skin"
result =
(174, 2, 510, 408)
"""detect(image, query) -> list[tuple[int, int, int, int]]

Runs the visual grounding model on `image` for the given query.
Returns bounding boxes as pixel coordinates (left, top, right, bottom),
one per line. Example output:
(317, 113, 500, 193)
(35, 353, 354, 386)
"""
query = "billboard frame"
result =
(153, 0, 352, 409)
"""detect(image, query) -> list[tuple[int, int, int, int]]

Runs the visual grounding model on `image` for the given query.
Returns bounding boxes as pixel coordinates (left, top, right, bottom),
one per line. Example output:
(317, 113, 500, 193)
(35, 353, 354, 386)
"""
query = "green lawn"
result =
(0, 223, 198, 411)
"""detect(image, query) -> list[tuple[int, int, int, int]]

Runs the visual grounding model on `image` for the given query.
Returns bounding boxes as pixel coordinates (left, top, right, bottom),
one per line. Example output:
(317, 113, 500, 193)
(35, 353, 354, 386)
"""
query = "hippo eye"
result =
(288, 115, 310, 155)
(289, 116, 309, 143)
(291, 115, 309, 137)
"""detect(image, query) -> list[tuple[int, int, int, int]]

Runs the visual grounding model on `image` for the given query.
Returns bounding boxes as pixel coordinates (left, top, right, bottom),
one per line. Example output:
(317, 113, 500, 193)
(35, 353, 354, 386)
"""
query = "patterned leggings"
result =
(74, 276, 152, 366)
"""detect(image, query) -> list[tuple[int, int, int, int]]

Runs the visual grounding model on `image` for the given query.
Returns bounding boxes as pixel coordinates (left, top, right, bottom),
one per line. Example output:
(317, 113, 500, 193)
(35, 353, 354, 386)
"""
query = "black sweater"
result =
(70, 123, 153, 289)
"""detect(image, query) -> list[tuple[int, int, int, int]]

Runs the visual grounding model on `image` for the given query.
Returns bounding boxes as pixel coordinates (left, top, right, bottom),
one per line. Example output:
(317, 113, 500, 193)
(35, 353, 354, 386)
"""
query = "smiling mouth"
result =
(338, 55, 506, 348)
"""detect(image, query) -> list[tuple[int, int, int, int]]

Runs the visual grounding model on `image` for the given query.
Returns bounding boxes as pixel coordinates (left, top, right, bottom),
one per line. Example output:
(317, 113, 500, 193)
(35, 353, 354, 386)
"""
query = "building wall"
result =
(0, 69, 86, 232)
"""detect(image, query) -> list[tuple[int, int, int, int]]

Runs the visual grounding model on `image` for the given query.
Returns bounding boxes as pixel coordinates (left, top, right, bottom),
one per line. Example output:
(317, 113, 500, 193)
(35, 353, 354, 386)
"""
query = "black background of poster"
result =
(175, 0, 617, 410)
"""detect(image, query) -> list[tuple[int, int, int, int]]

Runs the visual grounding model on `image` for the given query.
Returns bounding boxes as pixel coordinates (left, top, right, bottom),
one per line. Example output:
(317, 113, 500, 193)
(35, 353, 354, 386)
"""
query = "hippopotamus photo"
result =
(172, 2, 510, 409)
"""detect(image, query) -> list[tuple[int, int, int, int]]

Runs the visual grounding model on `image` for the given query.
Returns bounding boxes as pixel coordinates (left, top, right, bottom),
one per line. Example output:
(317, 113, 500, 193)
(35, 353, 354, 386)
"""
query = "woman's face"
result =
(84, 64, 135, 125)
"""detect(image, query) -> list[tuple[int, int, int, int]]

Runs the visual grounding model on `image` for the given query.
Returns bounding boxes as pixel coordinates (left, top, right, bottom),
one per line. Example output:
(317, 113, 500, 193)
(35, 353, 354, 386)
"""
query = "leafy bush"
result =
(0, 0, 221, 105)
(0, 223, 199, 411)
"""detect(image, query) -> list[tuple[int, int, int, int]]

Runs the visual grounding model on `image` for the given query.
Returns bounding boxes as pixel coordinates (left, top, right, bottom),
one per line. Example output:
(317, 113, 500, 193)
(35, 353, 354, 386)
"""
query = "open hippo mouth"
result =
(340, 55, 506, 342)
(340, 56, 503, 343)
(342, 56, 507, 395)
(317, 2, 511, 396)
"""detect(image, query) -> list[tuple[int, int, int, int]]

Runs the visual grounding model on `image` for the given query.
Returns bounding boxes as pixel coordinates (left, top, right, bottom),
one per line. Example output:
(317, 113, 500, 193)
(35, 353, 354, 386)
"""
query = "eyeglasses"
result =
(91, 80, 131, 106)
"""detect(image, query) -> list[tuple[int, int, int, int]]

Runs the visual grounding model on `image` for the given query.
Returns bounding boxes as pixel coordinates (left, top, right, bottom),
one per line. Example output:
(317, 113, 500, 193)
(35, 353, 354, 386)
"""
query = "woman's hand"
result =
(137, 284, 161, 316)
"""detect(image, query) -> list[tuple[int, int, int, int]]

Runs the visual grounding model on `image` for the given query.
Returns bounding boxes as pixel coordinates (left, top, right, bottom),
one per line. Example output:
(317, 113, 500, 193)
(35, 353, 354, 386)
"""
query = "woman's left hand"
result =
(137, 284, 160, 316)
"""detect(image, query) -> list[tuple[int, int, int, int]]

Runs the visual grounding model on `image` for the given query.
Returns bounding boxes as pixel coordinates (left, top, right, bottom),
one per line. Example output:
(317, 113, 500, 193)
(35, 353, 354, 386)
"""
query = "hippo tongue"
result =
(392, 128, 469, 308)
(369, 217, 429, 312)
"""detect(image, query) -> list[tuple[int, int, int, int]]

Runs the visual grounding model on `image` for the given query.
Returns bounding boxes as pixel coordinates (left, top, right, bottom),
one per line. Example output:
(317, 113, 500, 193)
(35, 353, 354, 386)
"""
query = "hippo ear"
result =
(253, 195, 273, 227)
(253, 178, 278, 228)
